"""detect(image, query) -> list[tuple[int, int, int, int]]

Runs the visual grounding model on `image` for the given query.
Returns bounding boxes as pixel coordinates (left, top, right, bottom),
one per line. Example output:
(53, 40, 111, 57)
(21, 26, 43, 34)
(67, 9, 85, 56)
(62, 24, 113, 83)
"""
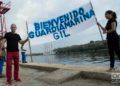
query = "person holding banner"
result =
(97, 10, 120, 71)
(3, 24, 28, 85)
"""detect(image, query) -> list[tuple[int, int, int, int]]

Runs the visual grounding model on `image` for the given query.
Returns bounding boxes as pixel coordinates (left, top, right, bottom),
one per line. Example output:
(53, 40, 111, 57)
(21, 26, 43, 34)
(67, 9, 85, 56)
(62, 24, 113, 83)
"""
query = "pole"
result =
(90, 1, 104, 41)
(0, 14, 3, 36)
(3, 15, 7, 33)
(26, 21, 33, 62)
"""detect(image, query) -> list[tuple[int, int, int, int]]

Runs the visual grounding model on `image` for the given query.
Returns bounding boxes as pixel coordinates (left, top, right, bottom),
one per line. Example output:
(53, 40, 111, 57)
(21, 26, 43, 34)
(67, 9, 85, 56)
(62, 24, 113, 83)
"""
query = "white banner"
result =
(28, 3, 96, 45)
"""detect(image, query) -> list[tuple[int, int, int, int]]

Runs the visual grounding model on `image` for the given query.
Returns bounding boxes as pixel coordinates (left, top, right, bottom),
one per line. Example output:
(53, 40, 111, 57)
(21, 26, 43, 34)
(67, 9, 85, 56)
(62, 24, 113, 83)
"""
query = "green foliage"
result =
(54, 40, 108, 54)
(54, 35, 120, 54)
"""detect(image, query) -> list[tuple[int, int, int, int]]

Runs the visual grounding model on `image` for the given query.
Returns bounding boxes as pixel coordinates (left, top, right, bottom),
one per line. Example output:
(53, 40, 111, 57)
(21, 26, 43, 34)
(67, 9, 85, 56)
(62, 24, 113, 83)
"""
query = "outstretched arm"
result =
(19, 37, 28, 45)
(21, 43, 26, 51)
(97, 22, 106, 32)
(0, 39, 6, 51)
(0, 36, 4, 40)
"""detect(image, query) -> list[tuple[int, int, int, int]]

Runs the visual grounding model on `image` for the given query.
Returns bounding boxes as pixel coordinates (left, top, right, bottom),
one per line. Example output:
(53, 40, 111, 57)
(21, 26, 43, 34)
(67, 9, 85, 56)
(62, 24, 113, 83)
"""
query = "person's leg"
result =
(21, 52, 27, 63)
(114, 39, 120, 59)
(13, 52, 21, 81)
(6, 52, 13, 84)
(24, 52, 27, 63)
(0, 58, 3, 75)
(21, 52, 25, 63)
(107, 40, 115, 68)
(0, 57, 4, 76)
(109, 49, 115, 68)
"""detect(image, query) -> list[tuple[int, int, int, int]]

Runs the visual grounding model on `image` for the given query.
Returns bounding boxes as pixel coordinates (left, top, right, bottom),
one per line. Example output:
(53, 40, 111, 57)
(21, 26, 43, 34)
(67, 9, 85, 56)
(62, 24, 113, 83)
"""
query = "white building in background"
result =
(44, 42, 55, 55)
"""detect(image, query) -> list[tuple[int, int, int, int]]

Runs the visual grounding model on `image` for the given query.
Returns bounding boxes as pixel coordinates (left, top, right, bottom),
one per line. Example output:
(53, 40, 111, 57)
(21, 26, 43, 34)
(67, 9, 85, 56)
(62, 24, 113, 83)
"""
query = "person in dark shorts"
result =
(97, 10, 120, 71)
(21, 44, 27, 63)
(3, 24, 28, 85)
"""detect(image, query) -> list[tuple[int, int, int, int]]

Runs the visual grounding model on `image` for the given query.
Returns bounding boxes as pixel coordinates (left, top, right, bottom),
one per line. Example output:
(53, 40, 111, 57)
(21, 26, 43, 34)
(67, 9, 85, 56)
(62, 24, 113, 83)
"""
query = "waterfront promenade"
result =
(0, 63, 119, 86)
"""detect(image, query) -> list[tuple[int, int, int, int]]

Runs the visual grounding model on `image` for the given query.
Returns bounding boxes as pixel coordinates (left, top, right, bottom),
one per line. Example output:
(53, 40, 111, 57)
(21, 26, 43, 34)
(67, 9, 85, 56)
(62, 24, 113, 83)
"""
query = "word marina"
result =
(29, 6, 95, 40)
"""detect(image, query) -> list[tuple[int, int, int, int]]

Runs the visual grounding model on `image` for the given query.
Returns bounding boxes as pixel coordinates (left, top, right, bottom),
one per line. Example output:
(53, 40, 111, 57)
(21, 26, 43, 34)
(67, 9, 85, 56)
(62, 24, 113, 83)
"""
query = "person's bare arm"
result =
(106, 22, 116, 33)
(0, 36, 4, 40)
(0, 39, 6, 49)
(19, 37, 28, 45)
(97, 22, 106, 31)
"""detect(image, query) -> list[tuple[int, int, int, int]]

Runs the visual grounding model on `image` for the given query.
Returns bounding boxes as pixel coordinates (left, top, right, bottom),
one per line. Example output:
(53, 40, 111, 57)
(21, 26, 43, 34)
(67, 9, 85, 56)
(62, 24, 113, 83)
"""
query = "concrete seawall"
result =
(20, 63, 120, 84)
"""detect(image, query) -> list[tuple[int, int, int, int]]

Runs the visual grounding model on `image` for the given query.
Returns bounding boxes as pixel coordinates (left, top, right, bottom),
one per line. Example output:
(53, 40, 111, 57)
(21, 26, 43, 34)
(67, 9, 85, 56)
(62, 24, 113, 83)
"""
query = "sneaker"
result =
(7, 84, 12, 86)
(15, 78, 22, 82)
(106, 67, 117, 72)
(7, 81, 12, 86)
(0, 74, 4, 78)
(22, 61, 27, 63)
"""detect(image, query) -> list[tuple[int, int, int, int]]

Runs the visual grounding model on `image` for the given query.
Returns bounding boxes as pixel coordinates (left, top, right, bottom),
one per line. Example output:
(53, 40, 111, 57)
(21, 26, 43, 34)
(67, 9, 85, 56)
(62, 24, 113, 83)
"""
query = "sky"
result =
(4, 0, 120, 53)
